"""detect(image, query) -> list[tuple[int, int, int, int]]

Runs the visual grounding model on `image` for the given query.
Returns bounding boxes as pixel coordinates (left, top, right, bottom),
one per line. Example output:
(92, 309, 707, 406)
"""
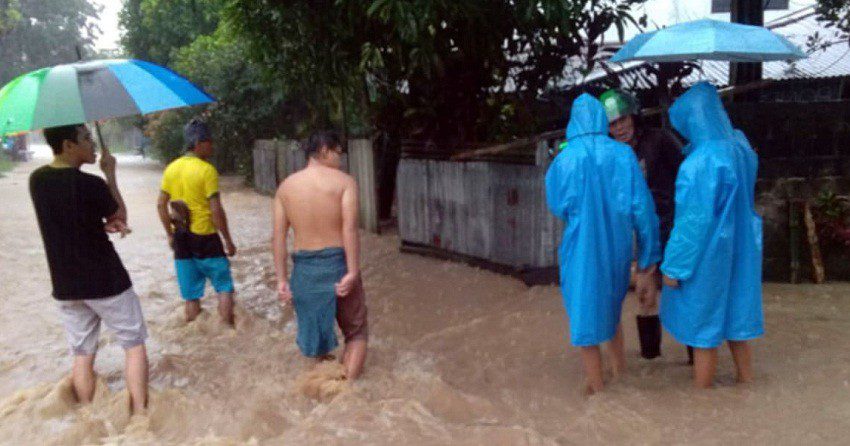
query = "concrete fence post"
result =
(348, 139, 379, 233)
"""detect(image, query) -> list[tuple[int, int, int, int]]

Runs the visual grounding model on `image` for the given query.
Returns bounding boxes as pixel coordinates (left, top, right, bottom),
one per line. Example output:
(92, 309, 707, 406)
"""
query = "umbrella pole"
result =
(94, 121, 110, 157)
(75, 45, 109, 156)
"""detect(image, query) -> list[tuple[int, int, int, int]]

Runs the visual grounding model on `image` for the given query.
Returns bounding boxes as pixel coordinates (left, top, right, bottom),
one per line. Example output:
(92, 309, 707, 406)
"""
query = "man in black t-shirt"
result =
(29, 124, 148, 414)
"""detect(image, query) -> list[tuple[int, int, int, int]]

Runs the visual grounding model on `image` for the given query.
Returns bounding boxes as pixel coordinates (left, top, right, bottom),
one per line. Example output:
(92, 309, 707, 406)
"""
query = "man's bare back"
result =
(278, 165, 353, 251)
(272, 132, 367, 379)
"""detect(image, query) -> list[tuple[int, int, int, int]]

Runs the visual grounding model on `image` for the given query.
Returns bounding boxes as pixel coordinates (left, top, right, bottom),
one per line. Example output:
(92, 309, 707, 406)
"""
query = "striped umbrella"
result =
(0, 59, 214, 136)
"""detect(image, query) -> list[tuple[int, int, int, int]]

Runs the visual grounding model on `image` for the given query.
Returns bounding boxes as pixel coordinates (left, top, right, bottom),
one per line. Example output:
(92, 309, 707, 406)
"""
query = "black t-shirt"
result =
(29, 166, 132, 300)
(633, 127, 684, 246)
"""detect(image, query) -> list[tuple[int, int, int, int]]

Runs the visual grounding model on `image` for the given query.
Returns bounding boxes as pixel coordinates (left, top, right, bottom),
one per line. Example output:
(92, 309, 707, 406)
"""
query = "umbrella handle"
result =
(94, 121, 110, 155)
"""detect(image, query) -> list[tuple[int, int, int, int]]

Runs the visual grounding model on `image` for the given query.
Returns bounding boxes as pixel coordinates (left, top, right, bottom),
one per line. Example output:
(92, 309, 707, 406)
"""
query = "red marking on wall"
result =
(507, 189, 519, 206)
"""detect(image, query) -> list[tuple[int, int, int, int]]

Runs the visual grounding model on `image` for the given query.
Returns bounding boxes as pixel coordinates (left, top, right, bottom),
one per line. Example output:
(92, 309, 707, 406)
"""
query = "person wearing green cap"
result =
(600, 88, 686, 362)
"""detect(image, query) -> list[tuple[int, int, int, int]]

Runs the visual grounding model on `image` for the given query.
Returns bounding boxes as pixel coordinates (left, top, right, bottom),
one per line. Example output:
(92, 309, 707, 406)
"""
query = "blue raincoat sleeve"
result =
(545, 153, 581, 222)
(660, 153, 723, 281)
(629, 153, 661, 269)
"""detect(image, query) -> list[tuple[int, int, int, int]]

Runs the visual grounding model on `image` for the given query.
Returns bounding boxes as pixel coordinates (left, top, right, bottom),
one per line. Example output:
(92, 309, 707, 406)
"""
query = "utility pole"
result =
(730, 0, 764, 101)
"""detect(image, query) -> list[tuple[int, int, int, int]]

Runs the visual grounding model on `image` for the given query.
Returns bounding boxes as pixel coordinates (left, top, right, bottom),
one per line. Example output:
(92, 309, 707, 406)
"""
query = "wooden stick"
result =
(789, 199, 802, 284)
(451, 129, 562, 161)
(802, 202, 826, 284)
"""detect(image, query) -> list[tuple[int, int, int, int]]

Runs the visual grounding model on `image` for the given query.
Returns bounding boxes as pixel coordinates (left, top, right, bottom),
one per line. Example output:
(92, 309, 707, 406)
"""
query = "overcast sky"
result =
(93, 0, 122, 51)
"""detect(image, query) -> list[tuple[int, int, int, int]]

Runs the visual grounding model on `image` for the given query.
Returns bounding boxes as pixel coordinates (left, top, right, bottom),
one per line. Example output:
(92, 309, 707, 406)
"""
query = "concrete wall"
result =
(757, 176, 850, 282)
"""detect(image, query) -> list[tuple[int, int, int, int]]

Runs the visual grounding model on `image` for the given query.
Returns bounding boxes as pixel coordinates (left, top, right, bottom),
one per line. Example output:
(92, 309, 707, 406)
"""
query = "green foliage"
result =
(126, 0, 648, 169)
(813, 188, 850, 249)
(224, 0, 646, 144)
(119, 0, 223, 66)
(145, 108, 196, 163)
(170, 25, 297, 173)
(120, 0, 286, 173)
(0, 0, 22, 35)
(809, 0, 850, 52)
(815, 189, 849, 222)
(223, 1, 367, 134)
(815, 0, 849, 46)
(0, 0, 100, 85)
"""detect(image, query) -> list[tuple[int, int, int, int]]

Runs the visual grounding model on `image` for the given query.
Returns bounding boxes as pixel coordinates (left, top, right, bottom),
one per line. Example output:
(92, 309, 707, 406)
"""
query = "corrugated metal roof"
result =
(568, 7, 850, 90)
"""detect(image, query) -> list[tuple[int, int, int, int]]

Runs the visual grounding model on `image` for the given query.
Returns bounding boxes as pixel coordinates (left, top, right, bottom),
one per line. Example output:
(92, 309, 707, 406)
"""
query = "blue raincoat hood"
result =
(660, 82, 764, 348)
(669, 82, 735, 154)
(566, 93, 609, 141)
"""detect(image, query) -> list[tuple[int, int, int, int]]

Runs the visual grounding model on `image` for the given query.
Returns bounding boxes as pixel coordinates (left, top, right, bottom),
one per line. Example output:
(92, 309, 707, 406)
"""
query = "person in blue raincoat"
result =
(660, 82, 764, 388)
(545, 93, 661, 394)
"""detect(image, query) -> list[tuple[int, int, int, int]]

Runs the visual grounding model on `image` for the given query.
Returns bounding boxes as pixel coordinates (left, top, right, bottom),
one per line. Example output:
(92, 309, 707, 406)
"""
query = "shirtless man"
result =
(273, 131, 368, 379)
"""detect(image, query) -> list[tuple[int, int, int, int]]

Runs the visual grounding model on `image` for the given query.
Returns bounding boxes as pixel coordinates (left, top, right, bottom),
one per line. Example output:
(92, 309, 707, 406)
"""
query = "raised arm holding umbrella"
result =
(0, 58, 214, 413)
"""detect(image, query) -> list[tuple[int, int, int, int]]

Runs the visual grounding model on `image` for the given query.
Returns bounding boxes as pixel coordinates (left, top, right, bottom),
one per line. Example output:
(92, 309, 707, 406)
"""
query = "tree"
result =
(0, 0, 21, 35)
(0, 0, 100, 85)
(814, 0, 849, 47)
(119, 0, 223, 67)
(224, 0, 646, 145)
(224, 1, 645, 219)
(166, 24, 298, 172)
(119, 2, 297, 171)
(224, 1, 367, 135)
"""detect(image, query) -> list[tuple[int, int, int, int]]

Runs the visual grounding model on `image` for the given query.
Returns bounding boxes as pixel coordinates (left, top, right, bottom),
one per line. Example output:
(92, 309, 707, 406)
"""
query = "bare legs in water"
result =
(71, 344, 148, 415)
(581, 323, 625, 395)
(728, 340, 754, 383)
(312, 338, 367, 381)
(693, 340, 753, 388)
(217, 292, 235, 326)
(184, 292, 235, 326)
(341, 338, 367, 380)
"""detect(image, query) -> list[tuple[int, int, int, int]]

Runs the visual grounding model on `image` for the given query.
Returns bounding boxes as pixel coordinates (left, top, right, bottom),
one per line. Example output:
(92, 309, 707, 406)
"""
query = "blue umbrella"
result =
(0, 58, 214, 135)
(610, 19, 806, 63)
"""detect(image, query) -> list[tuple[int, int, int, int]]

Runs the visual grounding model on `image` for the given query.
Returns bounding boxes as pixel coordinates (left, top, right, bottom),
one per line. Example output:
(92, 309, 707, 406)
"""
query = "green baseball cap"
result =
(599, 89, 639, 123)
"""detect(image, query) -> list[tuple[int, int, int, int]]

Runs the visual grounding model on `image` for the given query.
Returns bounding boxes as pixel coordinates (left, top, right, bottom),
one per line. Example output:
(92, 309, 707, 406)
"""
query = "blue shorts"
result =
(175, 257, 234, 300)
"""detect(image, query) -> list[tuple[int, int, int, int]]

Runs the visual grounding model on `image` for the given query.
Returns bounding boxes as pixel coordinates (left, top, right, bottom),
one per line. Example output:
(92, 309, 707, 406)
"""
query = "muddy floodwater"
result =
(1, 150, 849, 445)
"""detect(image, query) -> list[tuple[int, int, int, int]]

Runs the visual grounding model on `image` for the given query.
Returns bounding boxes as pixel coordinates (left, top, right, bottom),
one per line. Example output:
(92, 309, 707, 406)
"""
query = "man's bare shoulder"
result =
(307, 166, 355, 187)
(277, 170, 306, 194)
(334, 169, 356, 186)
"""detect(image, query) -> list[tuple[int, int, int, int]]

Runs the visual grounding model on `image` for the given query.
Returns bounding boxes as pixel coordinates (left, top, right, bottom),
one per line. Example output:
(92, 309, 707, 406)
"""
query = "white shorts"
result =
(56, 287, 148, 355)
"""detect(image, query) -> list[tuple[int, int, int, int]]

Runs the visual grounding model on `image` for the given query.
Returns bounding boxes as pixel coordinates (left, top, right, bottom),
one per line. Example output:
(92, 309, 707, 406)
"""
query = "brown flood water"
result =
(1, 151, 850, 445)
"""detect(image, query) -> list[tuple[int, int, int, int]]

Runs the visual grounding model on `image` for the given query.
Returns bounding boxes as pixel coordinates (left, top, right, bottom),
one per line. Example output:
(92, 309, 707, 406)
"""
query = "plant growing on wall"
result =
(813, 188, 850, 248)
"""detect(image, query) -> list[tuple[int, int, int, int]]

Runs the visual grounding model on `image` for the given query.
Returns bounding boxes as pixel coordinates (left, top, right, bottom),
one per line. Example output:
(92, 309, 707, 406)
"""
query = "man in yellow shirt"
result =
(157, 119, 236, 325)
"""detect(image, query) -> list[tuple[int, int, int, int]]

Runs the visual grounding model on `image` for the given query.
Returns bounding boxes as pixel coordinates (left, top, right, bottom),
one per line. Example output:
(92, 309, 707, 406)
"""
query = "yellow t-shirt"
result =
(160, 155, 219, 235)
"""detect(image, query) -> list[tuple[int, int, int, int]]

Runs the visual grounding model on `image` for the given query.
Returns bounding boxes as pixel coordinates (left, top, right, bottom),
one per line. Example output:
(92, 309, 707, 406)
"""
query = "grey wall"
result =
(397, 157, 563, 275)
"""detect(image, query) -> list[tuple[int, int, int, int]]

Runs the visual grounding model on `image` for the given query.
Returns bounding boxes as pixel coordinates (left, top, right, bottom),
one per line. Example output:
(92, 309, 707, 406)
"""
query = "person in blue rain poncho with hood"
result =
(545, 94, 661, 394)
(660, 82, 764, 388)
